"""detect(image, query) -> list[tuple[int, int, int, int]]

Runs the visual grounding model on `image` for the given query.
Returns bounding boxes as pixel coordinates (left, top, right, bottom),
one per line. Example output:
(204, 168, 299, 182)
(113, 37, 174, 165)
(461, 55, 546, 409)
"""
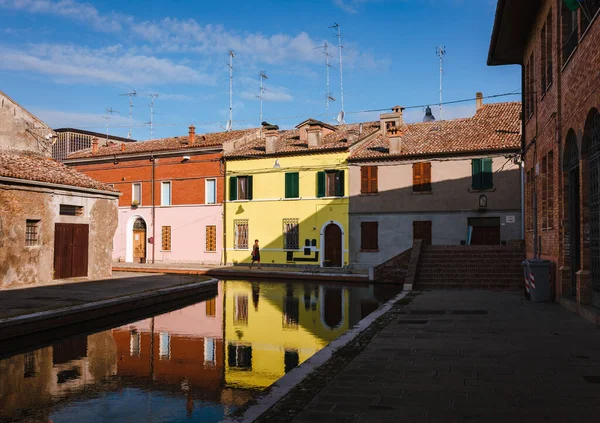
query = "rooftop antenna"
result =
(330, 22, 345, 123)
(104, 107, 119, 142)
(314, 42, 336, 116)
(436, 46, 446, 121)
(119, 90, 137, 139)
(227, 50, 234, 132)
(147, 94, 159, 139)
(258, 71, 268, 124)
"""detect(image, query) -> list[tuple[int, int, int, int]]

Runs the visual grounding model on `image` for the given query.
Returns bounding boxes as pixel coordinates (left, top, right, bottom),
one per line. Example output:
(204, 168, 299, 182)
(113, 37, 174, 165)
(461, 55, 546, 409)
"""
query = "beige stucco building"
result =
(347, 98, 523, 269)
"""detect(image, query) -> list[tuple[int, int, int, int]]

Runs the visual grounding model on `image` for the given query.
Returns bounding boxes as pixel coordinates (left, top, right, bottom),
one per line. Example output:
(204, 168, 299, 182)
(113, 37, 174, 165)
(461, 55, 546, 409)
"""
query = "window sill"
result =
(160, 250, 172, 252)
(469, 187, 496, 193)
(233, 248, 249, 251)
(25, 245, 42, 249)
(412, 191, 432, 195)
(320, 196, 344, 199)
(229, 199, 251, 203)
(205, 202, 218, 205)
(360, 192, 379, 196)
(283, 197, 300, 200)
(360, 249, 379, 253)
(204, 251, 218, 253)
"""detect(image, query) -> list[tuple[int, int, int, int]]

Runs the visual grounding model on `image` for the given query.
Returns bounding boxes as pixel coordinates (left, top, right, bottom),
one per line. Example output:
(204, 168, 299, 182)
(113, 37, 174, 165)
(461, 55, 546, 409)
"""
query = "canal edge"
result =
(0, 278, 219, 341)
(220, 289, 411, 423)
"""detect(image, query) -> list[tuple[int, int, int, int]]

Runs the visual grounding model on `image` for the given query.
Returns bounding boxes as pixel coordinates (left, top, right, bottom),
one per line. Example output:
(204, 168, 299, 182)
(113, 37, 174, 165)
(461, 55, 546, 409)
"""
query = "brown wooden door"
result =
(54, 223, 89, 279)
(324, 224, 342, 267)
(133, 229, 146, 263)
(470, 226, 501, 245)
(413, 221, 432, 245)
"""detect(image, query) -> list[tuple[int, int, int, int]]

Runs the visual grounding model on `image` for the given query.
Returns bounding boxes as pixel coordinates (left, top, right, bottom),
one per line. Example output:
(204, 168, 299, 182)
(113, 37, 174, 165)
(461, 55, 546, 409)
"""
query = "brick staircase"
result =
(415, 245, 525, 289)
(372, 247, 412, 284)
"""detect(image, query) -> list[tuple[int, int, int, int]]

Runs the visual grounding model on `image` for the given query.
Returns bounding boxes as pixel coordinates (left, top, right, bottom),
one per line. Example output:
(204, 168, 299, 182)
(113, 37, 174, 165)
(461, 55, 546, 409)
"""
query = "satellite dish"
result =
(336, 111, 345, 124)
(225, 120, 232, 131)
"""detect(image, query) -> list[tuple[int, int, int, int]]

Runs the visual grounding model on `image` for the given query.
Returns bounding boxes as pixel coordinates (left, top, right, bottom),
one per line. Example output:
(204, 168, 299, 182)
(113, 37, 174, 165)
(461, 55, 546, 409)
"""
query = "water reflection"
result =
(0, 280, 400, 422)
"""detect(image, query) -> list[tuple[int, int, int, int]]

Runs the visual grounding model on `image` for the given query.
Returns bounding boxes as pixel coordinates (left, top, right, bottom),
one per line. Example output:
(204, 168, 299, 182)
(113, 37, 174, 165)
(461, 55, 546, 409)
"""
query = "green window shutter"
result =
(229, 176, 237, 201)
(247, 175, 253, 200)
(482, 158, 493, 189)
(336, 170, 345, 197)
(317, 171, 325, 198)
(471, 159, 482, 190)
(292, 172, 299, 198)
(285, 173, 292, 198)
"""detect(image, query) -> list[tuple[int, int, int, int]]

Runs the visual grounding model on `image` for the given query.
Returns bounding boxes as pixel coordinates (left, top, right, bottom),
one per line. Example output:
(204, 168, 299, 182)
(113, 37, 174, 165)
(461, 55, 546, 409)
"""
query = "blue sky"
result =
(0, 0, 520, 140)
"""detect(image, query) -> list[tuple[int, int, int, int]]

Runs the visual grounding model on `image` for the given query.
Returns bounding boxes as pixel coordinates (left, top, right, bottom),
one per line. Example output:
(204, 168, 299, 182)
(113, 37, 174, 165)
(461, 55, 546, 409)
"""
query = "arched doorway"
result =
(323, 287, 343, 329)
(323, 223, 342, 267)
(564, 130, 580, 296)
(132, 218, 147, 263)
(584, 109, 600, 308)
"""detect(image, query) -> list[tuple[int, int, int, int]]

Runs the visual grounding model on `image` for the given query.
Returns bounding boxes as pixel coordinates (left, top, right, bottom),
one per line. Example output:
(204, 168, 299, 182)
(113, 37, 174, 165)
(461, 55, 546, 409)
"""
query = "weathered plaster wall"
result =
(0, 91, 54, 156)
(0, 184, 118, 288)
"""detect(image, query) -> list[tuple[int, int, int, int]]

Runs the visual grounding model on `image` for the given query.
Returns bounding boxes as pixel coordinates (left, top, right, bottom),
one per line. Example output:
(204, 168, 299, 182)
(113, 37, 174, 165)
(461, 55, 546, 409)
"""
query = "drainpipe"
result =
(533, 192, 538, 259)
(222, 158, 227, 266)
(151, 153, 156, 264)
(520, 160, 525, 239)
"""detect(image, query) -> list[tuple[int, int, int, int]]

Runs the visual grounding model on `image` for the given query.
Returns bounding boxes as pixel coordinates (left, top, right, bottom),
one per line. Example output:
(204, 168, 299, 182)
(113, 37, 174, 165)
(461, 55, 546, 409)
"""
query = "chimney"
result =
(388, 126, 402, 156)
(380, 105, 407, 134)
(346, 130, 359, 143)
(307, 123, 323, 148)
(476, 92, 483, 111)
(121, 142, 126, 152)
(92, 137, 99, 154)
(265, 129, 278, 154)
(188, 125, 196, 145)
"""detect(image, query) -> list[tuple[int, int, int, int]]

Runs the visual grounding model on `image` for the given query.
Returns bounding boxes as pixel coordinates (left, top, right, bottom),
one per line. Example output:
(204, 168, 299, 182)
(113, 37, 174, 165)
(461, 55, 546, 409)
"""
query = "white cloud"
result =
(332, 0, 376, 14)
(0, 43, 215, 85)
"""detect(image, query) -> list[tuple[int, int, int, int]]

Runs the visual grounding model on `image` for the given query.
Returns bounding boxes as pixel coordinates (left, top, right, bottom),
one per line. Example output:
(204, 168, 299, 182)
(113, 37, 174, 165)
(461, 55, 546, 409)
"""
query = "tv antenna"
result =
(227, 50, 234, 132)
(119, 90, 136, 139)
(330, 22, 345, 123)
(147, 94, 159, 139)
(314, 42, 336, 115)
(257, 71, 268, 125)
(436, 46, 446, 120)
(104, 107, 119, 142)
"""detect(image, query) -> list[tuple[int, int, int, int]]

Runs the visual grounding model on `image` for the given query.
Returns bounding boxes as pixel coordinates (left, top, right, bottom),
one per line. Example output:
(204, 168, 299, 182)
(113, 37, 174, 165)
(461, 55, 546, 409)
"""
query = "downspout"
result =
(151, 153, 156, 264)
(221, 157, 227, 266)
(520, 63, 528, 245)
(520, 160, 525, 239)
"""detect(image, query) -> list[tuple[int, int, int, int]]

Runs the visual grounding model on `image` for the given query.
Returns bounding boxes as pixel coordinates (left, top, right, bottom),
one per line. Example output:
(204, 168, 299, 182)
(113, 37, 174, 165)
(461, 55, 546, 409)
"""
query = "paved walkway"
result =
(0, 272, 209, 319)
(293, 290, 600, 422)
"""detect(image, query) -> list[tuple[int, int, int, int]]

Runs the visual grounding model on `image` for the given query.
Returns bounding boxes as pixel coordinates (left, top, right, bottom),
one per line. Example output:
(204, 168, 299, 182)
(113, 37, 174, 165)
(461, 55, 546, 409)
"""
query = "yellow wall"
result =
(223, 280, 350, 390)
(225, 151, 350, 266)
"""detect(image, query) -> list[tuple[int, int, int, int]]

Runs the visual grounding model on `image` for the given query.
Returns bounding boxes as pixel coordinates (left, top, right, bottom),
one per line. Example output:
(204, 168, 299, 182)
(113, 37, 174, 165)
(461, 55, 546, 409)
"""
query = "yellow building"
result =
(223, 280, 353, 390)
(223, 119, 379, 267)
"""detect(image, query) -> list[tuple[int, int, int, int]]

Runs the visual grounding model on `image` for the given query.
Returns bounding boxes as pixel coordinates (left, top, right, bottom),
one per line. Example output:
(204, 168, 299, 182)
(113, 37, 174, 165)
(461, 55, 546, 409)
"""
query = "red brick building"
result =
(65, 126, 258, 265)
(488, 0, 600, 316)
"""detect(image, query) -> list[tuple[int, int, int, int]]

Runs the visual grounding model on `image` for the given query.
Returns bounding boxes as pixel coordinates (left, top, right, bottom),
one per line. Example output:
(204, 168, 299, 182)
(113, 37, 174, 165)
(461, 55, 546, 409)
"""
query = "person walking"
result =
(249, 239, 261, 269)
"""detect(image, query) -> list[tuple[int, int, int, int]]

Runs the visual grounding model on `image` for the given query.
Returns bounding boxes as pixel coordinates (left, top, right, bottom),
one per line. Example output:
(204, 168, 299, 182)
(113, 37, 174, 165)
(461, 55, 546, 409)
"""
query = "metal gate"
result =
(589, 112, 600, 308)
(53, 223, 89, 279)
(565, 134, 580, 296)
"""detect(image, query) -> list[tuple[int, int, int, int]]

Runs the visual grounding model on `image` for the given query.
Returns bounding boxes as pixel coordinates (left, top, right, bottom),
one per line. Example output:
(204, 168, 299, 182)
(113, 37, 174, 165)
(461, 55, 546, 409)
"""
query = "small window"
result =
(206, 225, 217, 252)
(233, 294, 249, 326)
(25, 220, 40, 246)
(412, 162, 432, 192)
(206, 179, 216, 204)
(23, 352, 36, 378)
(283, 218, 299, 250)
(472, 158, 493, 190)
(360, 166, 378, 194)
(229, 176, 253, 201)
(234, 219, 248, 250)
(385, 120, 396, 133)
(159, 333, 170, 360)
(161, 226, 171, 251)
(129, 330, 141, 357)
(161, 181, 171, 206)
(228, 343, 252, 369)
(59, 204, 83, 216)
(317, 170, 344, 197)
(205, 297, 216, 317)
(360, 222, 379, 251)
(285, 172, 300, 198)
(204, 338, 216, 365)
(132, 183, 141, 205)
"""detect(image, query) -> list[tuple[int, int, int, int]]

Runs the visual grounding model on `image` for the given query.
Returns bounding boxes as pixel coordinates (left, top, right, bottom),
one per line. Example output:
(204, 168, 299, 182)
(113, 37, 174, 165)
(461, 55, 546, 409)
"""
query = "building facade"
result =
(0, 90, 119, 287)
(348, 101, 523, 269)
(66, 127, 258, 265)
(53, 128, 136, 162)
(489, 0, 600, 311)
(223, 120, 379, 267)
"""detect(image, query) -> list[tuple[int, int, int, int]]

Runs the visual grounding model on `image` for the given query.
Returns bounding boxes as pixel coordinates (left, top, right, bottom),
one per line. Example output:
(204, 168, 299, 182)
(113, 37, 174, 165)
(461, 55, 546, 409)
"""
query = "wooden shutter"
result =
(422, 163, 431, 191)
(472, 159, 482, 189)
(370, 166, 378, 193)
(413, 221, 432, 245)
(247, 175, 253, 200)
(482, 158, 493, 189)
(361, 222, 378, 250)
(336, 170, 345, 197)
(285, 173, 292, 198)
(229, 176, 237, 201)
(205, 298, 216, 317)
(413, 163, 422, 192)
(285, 173, 299, 198)
(317, 171, 325, 198)
(361, 166, 369, 193)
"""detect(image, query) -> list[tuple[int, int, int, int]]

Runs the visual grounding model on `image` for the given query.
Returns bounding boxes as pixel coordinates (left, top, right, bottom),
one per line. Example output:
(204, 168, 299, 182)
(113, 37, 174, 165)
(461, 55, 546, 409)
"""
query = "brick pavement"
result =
(292, 290, 600, 423)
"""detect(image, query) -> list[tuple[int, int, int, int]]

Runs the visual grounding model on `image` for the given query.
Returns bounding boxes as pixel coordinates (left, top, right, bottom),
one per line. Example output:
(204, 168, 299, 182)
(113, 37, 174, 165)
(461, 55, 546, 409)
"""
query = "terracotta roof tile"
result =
(0, 152, 118, 192)
(67, 128, 259, 159)
(349, 102, 521, 160)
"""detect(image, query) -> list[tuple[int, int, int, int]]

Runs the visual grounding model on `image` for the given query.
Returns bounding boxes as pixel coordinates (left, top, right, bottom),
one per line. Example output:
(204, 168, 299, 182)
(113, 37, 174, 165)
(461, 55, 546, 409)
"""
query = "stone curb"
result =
(219, 289, 409, 423)
(0, 278, 218, 341)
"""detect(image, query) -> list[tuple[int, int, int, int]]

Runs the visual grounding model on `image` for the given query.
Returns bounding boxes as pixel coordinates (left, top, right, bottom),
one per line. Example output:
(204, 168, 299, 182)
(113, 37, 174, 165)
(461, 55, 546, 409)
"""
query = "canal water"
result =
(0, 280, 401, 423)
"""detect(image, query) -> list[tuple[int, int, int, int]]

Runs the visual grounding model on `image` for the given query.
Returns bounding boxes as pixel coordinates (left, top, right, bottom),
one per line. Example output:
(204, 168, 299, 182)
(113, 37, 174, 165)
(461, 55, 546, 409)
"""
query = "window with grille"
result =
(233, 294, 249, 326)
(59, 204, 83, 216)
(25, 220, 40, 246)
(234, 219, 248, 249)
(283, 218, 299, 250)
(361, 222, 379, 251)
(283, 296, 299, 330)
(206, 225, 217, 252)
(472, 158, 493, 190)
(205, 297, 216, 317)
(413, 162, 432, 192)
(317, 170, 344, 197)
(162, 226, 171, 251)
(360, 166, 378, 194)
